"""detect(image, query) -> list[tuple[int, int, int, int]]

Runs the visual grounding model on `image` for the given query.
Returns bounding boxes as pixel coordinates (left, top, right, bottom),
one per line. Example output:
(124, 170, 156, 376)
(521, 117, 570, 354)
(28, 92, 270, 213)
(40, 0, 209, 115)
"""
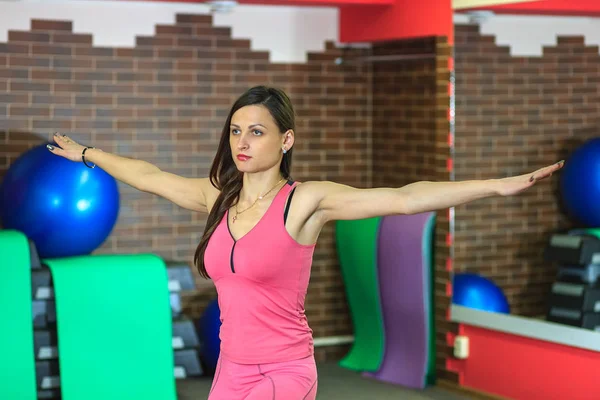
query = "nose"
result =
(237, 132, 249, 150)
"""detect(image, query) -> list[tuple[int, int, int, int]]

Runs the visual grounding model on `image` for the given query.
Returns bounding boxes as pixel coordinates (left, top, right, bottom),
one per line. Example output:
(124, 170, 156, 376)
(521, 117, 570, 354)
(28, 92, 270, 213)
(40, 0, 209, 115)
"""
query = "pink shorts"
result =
(208, 354, 318, 400)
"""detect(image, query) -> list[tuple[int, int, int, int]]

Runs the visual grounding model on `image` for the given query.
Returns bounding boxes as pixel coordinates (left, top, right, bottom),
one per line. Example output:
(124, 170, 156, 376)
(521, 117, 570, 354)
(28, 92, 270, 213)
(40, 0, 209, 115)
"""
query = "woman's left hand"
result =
(495, 160, 565, 196)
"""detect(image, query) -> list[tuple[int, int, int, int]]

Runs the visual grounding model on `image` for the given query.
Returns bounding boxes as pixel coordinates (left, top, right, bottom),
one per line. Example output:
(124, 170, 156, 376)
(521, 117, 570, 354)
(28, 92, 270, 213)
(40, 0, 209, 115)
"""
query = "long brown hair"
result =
(194, 86, 296, 278)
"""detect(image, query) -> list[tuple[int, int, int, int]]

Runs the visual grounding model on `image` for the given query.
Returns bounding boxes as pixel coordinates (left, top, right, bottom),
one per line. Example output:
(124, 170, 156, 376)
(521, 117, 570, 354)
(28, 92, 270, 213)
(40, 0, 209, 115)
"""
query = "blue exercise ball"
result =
(452, 273, 510, 314)
(0, 142, 119, 258)
(560, 137, 600, 227)
(197, 299, 222, 373)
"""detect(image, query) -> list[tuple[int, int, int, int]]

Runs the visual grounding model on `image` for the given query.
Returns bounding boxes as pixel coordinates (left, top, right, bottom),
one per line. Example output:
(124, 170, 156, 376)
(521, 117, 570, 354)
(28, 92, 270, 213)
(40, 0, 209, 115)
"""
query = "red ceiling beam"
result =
(237, 0, 394, 5)
(340, 0, 453, 44)
(133, 0, 395, 5)
(463, 0, 600, 17)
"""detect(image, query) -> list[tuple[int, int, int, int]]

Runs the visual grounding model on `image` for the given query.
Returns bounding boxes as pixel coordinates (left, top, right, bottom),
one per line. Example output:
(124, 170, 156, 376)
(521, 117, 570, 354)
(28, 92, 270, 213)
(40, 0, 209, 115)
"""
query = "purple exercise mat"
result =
(364, 212, 432, 388)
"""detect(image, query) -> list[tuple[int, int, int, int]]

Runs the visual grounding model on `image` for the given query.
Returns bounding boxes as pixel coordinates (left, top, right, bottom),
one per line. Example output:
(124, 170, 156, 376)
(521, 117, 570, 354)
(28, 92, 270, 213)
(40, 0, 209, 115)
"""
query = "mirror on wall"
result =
(451, 12, 600, 336)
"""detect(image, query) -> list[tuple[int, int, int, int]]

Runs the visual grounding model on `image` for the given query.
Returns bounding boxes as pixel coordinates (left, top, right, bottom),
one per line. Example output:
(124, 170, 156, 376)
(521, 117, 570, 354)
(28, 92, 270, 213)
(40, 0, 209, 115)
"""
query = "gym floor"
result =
(176, 362, 470, 399)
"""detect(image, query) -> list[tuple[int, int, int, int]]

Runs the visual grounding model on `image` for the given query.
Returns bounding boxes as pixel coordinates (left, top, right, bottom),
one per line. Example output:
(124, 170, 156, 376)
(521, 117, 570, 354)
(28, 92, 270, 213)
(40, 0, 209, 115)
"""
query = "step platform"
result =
(548, 282, 600, 312)
(37, 389, 61, 399)
(32, 263, 195, 294)
(34, 318, 200, 362)
(174, 349, 204, 379)
(33, 348, 202, 397)
(166, 261, 196, 292)
(29, 238, 42, 269)
(35, 360, 61, 391)
(547, 308, 600, 331)
(31, 267, 53, 299)
(33, 299, 56, 329)
(557, 264, 600, 285)
(172, 317, 200, 349)
(544, 233, 600, 266)
(31, 290, 183, 320)
(34, 329, 59, 360)
(35, 361, 61, 399)
(32, 264, 189, 317)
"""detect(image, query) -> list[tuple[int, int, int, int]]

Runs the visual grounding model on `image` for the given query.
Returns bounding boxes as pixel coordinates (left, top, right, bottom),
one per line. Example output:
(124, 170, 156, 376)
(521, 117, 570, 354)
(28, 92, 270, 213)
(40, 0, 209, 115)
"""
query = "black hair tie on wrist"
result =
(82, 147, 96, 169)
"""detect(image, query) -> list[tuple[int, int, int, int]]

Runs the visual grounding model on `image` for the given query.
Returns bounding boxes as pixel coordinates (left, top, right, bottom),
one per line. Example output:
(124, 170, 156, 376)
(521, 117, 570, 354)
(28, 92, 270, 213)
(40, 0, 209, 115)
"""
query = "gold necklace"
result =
(232, 178, 285, 223)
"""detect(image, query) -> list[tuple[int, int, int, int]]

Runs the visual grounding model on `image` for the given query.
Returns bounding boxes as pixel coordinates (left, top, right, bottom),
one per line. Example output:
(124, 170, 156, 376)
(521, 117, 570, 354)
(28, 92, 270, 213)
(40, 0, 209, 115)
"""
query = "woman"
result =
(47, 85, 564, 399)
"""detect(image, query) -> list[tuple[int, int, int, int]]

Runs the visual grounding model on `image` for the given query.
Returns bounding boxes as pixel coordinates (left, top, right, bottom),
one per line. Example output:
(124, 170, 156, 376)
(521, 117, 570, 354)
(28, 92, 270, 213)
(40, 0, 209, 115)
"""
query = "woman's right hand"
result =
(47, 132, 87, 162)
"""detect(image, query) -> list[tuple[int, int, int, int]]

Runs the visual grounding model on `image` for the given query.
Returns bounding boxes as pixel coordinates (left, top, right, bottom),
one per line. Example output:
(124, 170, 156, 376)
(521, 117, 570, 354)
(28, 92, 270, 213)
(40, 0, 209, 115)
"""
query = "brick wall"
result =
(0, 14, 372, 362)
(0, 14, 453, 365)
(371, 37, 454, 382)
(453, 24, 599, 317)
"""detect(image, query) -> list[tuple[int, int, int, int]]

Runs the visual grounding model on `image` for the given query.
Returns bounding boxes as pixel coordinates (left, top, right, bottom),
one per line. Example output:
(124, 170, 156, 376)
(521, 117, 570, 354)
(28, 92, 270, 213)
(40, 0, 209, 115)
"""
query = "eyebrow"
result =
(230, 123, 267, 129)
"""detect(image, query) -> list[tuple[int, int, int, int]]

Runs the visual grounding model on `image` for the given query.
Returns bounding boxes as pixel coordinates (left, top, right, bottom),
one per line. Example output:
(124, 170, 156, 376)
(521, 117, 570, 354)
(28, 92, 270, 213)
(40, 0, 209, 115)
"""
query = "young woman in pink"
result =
(48, 86, 564, 399)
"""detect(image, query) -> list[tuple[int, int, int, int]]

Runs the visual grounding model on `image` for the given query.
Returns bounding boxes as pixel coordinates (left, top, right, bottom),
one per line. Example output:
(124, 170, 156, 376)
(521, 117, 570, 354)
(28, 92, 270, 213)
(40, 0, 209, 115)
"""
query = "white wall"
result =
(0, 0, 339, 63)
(454, 13, 600, 56)
(5, 1, 599, 61)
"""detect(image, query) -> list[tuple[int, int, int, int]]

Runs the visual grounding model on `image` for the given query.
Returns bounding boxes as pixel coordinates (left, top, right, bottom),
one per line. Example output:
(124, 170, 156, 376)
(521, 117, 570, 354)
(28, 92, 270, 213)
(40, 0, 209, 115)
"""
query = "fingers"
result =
(53, 132, 77, 146)
(551, 160, 565, 171)
(534, 160, 565, 180)
(46, 144, 68, 158)
(53, 132, 68, 144)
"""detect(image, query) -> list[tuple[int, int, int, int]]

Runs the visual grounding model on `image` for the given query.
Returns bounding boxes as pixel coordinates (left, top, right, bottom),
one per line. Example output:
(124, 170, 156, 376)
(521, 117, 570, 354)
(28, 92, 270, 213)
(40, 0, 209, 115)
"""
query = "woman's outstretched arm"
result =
(47, 132, 216, 213)
(309, 160, 565, 222)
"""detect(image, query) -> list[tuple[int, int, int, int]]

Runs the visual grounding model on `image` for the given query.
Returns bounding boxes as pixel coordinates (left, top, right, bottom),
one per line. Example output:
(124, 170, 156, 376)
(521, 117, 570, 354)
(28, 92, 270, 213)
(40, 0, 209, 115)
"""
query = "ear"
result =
(283, 129, 295, 149)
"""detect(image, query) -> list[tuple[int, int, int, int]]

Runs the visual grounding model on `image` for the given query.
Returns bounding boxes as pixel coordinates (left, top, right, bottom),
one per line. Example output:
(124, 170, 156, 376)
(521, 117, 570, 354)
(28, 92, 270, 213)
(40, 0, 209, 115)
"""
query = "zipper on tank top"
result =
(230, 242, 236, 273)
(226, 211, 237, 274)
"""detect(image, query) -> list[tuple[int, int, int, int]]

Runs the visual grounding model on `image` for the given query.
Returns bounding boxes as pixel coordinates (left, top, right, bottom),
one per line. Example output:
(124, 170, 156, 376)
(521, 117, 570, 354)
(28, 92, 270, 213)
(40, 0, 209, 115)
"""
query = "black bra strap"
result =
(284, 187, 296, 224)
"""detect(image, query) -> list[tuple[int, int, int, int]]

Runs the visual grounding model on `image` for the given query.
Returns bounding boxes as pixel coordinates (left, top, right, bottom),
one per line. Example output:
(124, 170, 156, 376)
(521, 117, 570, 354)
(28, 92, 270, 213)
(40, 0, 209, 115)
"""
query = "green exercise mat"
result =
(335, 217, 384, 372)
(0, 230, 37, 400)
(423, 213, 437, 386)
(45, 254, 177, 400)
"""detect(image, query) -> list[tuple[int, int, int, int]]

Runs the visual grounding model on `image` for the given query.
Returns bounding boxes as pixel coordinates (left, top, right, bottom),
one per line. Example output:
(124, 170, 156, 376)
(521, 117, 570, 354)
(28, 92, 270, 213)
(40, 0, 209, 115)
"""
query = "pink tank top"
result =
(204, 180, 317, 364)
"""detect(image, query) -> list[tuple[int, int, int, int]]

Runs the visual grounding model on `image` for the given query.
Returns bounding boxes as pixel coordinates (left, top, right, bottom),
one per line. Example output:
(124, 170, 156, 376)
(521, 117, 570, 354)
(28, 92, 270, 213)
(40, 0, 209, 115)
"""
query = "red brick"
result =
(155, 25, 193, 36)
(8, 31, 50, 43)
(52, 33, 93, 45)
(175, 13, 213, 24)
(31, 19, 72, 32)
(9, 55, 50, 67)
(136, 36, 175, 47)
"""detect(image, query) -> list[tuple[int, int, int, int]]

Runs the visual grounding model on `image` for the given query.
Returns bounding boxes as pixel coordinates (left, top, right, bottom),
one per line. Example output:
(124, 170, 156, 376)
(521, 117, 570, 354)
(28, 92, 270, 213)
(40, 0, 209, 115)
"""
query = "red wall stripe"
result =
(447, 324, 600, 399)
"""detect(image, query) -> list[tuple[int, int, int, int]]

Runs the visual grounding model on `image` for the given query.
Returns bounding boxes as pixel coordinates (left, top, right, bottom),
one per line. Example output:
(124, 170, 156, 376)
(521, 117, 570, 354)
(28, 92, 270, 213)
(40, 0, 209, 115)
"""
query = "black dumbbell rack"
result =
(543, 233, 600, 332)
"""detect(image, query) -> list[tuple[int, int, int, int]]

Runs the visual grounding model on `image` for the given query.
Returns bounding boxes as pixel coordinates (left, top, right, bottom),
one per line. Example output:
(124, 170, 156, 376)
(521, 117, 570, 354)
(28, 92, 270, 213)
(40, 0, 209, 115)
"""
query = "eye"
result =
(231, 129, 240, 135)
(252, 129, 263, 136)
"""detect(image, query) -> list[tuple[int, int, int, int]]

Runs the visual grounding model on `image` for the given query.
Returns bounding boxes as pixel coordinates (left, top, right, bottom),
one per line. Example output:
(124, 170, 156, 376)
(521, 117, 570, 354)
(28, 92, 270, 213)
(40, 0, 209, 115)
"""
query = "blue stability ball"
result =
(0, 143, 119, 258)
(197, 299, 222, 372)
(560, 138, 600, 227)
(452, 273, 510, 314)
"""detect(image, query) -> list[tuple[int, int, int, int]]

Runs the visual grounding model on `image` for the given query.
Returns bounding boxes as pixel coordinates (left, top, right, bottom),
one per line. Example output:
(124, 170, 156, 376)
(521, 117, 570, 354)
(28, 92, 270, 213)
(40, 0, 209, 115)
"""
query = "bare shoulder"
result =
(293, 180, 351, 203)
(289, 180, 339, 221)
(291, 180, 326, 209)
